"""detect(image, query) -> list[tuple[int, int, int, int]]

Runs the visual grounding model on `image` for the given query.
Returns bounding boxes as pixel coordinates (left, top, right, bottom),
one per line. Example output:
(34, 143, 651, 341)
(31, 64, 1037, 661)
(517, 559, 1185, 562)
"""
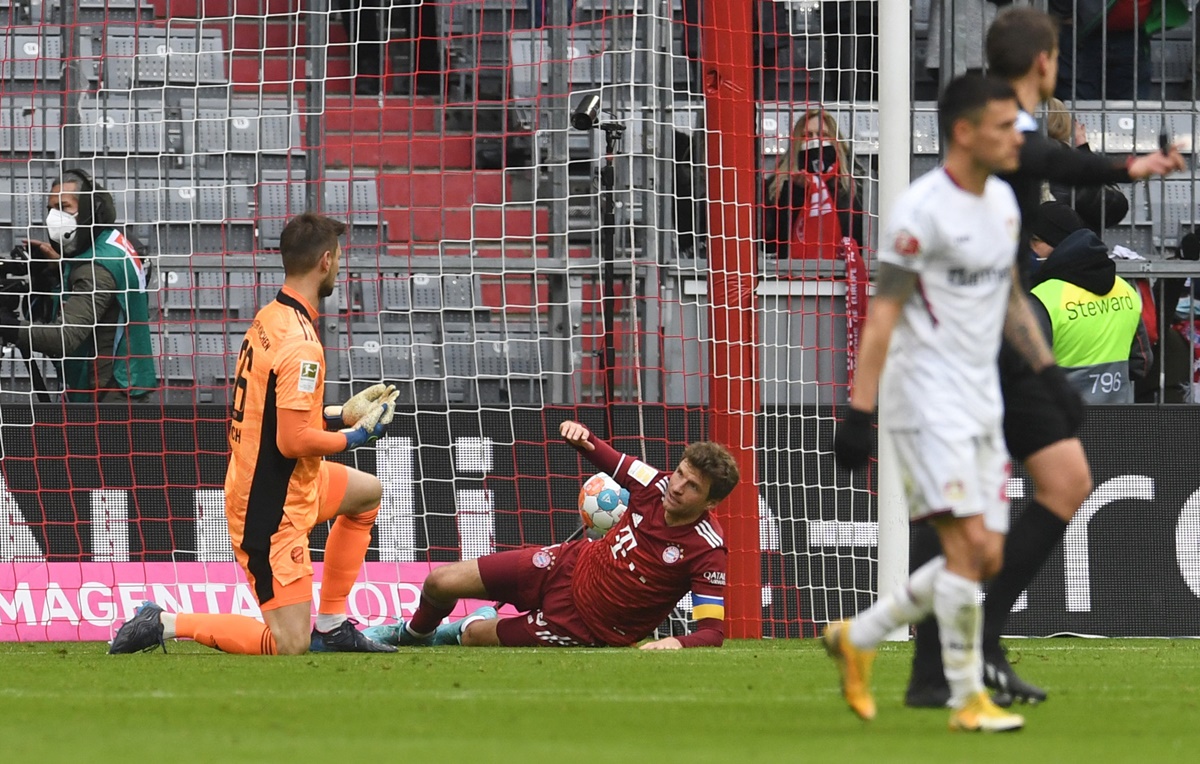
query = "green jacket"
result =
(57, 229, 157, 401)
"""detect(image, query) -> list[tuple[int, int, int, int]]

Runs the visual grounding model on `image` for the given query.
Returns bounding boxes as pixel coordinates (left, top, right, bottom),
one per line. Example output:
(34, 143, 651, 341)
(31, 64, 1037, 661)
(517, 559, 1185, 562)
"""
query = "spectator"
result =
(337, 1, 442, 96)
(1029, 203, 1152, 403)
(763, 109, 865, 259)
(0, 169, 157, 403)
(1043, 98, 1130, 231)
(1049, 0, 1192, 100)
(924, 0, 999, 82)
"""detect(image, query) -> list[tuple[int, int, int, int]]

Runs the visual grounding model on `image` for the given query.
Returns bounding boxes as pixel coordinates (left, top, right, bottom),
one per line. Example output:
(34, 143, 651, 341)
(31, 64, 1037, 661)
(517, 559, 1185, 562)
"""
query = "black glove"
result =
(833, 407, 875, 470)
(1038, 364, 1086, 434)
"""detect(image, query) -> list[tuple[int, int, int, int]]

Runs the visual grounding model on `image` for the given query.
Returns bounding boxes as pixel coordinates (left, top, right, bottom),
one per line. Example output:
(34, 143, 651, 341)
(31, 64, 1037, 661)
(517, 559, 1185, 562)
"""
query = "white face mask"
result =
(46, 208, 78, 244)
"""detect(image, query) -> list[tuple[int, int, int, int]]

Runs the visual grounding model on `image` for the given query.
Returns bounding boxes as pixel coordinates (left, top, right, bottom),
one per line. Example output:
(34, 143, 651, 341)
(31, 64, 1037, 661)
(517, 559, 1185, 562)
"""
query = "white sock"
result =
(934, 568, 985, 708)
(315, 614, 347, 633)
(849, 556, 944, 649)
(160, 611, 177, 640)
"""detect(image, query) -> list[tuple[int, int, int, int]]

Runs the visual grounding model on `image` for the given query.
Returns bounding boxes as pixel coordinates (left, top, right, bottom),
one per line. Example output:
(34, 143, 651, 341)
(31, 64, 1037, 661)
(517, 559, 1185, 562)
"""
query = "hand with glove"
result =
(1038, 364, 1085, 434)
(340, 386, 401, 450)
(324, 383, 395, 430)
(833, 407, 875, 470)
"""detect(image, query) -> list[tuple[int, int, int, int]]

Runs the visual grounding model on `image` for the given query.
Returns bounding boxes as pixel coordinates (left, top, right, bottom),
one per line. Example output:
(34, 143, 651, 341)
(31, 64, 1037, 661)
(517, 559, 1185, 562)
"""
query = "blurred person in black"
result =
(904, 6, 1186, 711)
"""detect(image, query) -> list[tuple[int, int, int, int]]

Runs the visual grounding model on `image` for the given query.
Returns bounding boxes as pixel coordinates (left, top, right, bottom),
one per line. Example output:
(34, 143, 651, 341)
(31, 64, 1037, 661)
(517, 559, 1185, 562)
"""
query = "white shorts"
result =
(891, 426, 1011, 533)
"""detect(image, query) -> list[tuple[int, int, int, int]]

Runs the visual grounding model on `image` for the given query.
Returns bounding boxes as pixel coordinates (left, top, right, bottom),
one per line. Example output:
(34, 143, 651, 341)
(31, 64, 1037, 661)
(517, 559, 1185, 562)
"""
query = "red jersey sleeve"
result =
(274, 340, 325, 412)
(578, 433, 670, 492)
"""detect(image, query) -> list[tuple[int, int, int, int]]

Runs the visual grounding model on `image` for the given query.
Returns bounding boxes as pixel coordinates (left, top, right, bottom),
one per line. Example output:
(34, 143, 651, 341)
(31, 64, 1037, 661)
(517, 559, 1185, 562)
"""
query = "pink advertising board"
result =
(0, 562, 515, 642)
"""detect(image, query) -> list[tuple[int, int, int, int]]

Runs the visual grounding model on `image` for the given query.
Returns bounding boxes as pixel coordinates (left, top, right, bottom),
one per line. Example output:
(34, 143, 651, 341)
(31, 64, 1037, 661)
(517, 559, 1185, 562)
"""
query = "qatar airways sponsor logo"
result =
(703, 571, 726, 586)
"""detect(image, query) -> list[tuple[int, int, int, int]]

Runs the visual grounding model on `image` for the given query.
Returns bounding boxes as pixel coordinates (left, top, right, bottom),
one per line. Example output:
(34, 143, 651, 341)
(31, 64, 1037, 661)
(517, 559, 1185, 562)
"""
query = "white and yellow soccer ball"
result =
(578, 472, 630, 533)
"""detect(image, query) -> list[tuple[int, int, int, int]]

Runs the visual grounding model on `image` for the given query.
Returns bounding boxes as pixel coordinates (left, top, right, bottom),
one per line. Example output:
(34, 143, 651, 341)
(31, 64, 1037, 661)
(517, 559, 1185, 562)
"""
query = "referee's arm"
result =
(1008, 131, 1185, 186)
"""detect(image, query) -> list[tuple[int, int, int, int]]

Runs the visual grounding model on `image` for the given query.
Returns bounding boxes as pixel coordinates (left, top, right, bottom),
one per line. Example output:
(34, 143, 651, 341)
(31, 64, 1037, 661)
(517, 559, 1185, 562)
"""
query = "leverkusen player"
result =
(365, 421, 740, 649)
(109, 213, 397, 656)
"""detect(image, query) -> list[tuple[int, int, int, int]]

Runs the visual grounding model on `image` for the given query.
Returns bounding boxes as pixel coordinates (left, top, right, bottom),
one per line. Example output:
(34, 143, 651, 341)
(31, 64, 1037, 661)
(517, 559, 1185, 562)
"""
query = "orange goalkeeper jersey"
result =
(225, 286, 327, 560)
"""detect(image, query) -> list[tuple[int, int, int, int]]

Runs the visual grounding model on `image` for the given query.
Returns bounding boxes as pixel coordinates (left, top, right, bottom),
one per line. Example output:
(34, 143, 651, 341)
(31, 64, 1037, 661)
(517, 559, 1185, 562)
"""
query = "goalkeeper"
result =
(110, 213, 396, 655)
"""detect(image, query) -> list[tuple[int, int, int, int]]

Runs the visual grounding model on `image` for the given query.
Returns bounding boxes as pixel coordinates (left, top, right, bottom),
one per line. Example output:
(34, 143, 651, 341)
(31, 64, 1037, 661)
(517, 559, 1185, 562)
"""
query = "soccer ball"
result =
(578, 473, 630, 533)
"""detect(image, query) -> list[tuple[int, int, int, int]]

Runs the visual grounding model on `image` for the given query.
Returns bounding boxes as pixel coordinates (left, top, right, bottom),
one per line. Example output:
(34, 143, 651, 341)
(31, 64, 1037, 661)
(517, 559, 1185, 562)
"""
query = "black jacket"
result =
(1000, 125, 1132, 285)
(1047, 143, 1131, 232)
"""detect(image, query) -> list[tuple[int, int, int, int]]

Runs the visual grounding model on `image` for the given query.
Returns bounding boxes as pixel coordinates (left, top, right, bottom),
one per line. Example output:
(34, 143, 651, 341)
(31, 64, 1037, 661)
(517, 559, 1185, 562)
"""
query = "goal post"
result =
(701, 0, 761, 640)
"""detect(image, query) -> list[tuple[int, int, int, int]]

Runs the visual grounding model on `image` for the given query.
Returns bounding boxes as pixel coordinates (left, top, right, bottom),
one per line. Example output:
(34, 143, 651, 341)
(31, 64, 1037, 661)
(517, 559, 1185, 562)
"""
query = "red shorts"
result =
(476, 542, 602, 648)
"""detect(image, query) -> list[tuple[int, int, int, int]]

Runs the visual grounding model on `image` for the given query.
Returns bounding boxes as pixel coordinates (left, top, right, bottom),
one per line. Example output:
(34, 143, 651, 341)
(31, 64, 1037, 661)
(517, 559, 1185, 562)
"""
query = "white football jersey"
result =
(877, 168, 1021, 436)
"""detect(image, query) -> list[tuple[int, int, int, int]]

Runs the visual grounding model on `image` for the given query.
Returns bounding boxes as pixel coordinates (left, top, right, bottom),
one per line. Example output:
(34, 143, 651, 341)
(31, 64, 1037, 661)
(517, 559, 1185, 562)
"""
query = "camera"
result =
(571, 94, 602, 131)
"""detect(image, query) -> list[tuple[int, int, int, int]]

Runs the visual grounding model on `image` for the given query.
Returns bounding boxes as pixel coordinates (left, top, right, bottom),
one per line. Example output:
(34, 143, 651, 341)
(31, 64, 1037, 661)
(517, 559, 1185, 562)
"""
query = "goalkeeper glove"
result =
(342, 401, 392, 450)
(833, 407, 875, 470)
(324, 383, 394, 429)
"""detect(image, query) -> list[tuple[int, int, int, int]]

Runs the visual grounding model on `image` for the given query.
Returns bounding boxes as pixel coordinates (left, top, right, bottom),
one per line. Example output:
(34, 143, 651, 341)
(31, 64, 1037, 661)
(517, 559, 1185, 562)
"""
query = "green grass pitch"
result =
(1, 639, 1197, 763)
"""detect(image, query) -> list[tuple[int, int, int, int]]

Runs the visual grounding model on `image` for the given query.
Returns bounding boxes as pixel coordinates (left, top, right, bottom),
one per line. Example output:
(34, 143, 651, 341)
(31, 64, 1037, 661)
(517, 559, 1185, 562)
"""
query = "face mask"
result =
(800, 139, 839, 175)
(46, 208, 78, 244)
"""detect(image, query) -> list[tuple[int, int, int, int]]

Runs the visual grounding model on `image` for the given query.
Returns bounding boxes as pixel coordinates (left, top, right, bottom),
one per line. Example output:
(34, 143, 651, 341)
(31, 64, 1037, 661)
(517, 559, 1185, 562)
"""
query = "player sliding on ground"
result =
(364, 421, 739, 649)
(109, 213, 398, 655)
(829, 74, 1071, 732)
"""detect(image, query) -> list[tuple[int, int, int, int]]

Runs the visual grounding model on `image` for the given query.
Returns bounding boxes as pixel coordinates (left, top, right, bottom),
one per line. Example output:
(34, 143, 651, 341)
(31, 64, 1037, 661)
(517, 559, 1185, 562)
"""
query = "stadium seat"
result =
(77, 94, 166, 156)
(193, 270, 226, 318)
(324, 170, 385, 248)
(380, 335, 415, 381)
(186, 98, 303, 179)
(101, 26, 228, 90)
(0, 26, 61, 90)
(161, 330, 196, 388)
(160, 269, 195, 316)
(226, 270, 257, 317)
(162, 174, 255, 256)
(256, 270, 284, 308)
(77, 0, 155, 23)
(0, 96, 61, 157)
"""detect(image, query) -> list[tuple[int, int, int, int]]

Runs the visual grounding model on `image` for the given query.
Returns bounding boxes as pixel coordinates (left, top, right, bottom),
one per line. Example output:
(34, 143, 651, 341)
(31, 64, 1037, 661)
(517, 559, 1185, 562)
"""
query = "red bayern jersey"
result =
(569, 436, 728, 647)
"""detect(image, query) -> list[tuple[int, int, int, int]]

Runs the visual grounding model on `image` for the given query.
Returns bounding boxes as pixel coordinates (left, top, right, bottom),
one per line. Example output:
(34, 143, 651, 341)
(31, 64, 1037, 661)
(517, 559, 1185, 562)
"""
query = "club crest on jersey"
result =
(298, 360, 320, 393)
(662, 545, 682, 564)
(628, 460, 657, 486)
(532, 549, 554, 569)
(943, 480, 966, 503)
(893, 229, 921, 257)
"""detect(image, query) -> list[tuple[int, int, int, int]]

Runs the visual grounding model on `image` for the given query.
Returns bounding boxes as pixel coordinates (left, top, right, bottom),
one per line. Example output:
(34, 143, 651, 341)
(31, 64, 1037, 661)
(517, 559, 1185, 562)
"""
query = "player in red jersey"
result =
(365, 420, 740, 649)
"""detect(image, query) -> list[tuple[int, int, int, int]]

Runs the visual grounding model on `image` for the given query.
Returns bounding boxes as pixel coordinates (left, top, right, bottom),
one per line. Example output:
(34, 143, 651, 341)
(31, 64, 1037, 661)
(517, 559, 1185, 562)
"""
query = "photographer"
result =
(0, 170, 157, 402)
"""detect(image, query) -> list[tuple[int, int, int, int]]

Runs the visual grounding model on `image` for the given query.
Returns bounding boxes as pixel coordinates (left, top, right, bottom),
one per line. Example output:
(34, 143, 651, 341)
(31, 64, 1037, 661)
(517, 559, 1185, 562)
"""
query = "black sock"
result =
(907, 521, 945, 687)
(982, 500, 1069, 654)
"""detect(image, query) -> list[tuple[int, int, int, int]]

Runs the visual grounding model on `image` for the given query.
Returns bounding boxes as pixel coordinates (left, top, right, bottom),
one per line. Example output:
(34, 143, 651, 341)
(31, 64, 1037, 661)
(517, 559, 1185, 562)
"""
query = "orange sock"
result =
(175, 613, 278, 655)
(319, 508, 378, 616)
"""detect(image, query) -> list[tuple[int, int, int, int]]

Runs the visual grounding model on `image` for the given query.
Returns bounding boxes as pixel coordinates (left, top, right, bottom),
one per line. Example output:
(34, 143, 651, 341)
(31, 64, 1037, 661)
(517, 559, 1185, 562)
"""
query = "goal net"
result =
(0, 0, 883, 642)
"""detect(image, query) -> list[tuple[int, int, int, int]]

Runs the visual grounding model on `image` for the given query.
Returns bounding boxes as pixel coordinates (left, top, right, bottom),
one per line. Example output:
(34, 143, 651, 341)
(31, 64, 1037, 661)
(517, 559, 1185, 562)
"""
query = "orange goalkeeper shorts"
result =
(228, 460, 349, 611)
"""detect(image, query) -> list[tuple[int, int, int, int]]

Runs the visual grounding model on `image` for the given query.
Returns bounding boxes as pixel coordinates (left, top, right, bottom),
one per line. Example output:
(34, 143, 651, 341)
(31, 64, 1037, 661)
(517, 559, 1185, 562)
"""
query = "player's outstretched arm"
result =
(560, 419, 642, 486)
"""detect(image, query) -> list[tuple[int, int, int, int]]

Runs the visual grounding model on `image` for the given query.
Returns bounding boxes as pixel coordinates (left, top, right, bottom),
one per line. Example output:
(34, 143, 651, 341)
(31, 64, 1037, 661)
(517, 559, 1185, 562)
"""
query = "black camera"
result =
(0, 243, 59, 323)
(571, 94, 602, 131)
